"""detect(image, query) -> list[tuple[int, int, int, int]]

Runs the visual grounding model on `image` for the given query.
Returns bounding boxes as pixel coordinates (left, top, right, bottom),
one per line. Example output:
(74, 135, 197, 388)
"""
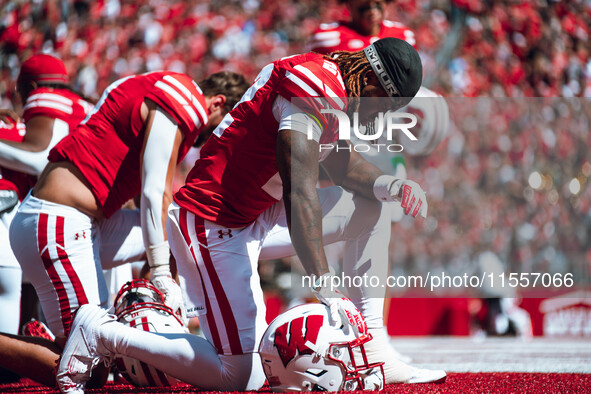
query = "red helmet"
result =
(17, 54, 68, 85)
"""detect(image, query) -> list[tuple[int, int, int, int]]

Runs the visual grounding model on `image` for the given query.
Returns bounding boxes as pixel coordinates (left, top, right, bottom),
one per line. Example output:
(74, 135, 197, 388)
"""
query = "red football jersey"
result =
(309, 20, 416, 54)
(0, 87, 92, 199)
(174, 53, 347, 227)
(0, 120, 25, 193)
(23, 87, 94, 131)
(48, 71, 208, 218)
(0, 120, 25, 142)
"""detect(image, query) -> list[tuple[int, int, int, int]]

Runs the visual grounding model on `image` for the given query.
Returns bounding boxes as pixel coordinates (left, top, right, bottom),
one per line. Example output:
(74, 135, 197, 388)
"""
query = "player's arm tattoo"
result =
(276, 129, 330, 277)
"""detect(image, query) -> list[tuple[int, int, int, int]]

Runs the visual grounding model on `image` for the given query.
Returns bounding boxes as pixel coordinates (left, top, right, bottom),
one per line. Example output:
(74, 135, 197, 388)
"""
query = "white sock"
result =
(365, 327, 414, 383)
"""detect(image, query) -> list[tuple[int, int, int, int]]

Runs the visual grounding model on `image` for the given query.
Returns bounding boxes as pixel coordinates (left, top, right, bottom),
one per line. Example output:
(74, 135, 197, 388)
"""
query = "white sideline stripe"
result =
(294, 65, 345, 110)
(23, 100, 72, 114)
(82, 75, 133, 124)
(391, 336, 591, 373)
(285, 71, 318, 97)
(163, 75, 207, 125)
(155, 81, 199, 128)
(27, 93, 73, 106)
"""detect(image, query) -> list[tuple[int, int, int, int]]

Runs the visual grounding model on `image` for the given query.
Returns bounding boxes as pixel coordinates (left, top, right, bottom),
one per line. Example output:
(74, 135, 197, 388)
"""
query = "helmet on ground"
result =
(259, 303, 384, 392)
(113, 279, 187, 387)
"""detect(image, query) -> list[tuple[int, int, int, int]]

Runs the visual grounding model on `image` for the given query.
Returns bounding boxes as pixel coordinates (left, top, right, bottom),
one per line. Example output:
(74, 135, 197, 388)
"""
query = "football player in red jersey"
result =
(0, 70, 248, 388)
(0, 54, 94, 338)
(56, 38, 445, 393)
(311, 1, 451, 371)
(309, 0, 416, 54)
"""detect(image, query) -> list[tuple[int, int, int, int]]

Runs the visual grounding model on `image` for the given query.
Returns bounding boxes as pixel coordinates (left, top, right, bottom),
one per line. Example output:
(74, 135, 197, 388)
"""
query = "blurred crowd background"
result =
(1, 0, 590, 301)
(2, 0, 590, 103)
(395, 98, 591, 296)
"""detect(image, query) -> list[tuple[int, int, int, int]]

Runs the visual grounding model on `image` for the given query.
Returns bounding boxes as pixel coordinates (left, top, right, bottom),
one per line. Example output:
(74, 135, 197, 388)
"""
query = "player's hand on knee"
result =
(150, 270, 187, 325)
(313, 282, 367, 337)
(390, 179, 428, 218)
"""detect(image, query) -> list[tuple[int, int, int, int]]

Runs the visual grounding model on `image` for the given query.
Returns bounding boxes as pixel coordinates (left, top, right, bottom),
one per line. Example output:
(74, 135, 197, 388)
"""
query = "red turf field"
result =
(3, 337, 590, 393)
(1, 373, 591, 393)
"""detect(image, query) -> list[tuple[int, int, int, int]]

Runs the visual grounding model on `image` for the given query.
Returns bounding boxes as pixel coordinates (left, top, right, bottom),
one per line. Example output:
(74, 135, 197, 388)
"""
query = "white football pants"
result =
(9, 193, 145, 340)
(99, 186, 390, 390)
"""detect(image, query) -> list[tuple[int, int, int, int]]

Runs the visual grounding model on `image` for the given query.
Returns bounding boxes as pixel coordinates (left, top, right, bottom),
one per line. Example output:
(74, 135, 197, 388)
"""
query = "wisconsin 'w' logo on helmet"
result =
(274, 314, 323, 367)
(259, 304, 384, 392)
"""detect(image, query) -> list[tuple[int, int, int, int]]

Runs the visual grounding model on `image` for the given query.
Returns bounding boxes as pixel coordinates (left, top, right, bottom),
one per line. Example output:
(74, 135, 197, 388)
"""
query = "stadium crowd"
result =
(1, 0, 590, 295)
(393, 98, 591, 295)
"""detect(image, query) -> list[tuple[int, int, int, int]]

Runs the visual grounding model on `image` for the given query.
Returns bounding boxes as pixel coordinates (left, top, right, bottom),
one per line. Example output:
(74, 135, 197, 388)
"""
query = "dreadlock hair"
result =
(322, 49, 408, 139)
(198, 71, 250, 114)
(323, 50, 371, 114)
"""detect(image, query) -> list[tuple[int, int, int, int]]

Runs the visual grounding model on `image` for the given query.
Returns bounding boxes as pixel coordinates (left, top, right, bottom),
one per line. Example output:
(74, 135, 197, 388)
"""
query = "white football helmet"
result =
(113, 279, 188, 387)
(259, 304, 384, 392)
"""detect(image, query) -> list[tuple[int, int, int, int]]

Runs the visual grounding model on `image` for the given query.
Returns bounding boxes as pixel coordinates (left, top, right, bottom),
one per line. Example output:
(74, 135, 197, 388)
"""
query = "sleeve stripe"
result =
(285, 71, 318, 98)
(319, 22, 339, 30)
(154, 81, 200, 129)
(323, 86, 344, 110)
(293, 65, 325, 92)
(293, 65, 345, 110)
(336, 72, 346, 92)
(192, 99, 208, 126)
(23, 100, 73, 114)
(162, 75, 208, 126)
(384, 20, 407, 28)
(191, 80, 203, 94)
(27, 93, 73, 106)
(310, 38, 341, 49)
(311, 31, 340, 40)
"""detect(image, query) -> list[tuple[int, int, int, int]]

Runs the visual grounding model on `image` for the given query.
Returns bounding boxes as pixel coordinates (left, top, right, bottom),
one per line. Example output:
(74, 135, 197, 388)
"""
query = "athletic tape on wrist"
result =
(373, 175, 397, 202)
(147, 241, 170, 271)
